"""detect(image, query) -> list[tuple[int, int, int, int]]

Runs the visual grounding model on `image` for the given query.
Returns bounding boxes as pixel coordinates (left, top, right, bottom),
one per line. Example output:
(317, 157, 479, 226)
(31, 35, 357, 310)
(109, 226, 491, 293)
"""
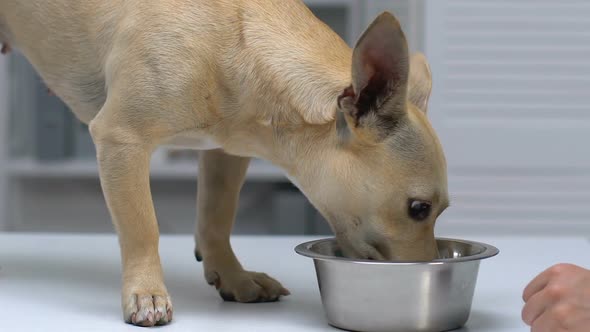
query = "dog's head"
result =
(303, 12, 448, 261)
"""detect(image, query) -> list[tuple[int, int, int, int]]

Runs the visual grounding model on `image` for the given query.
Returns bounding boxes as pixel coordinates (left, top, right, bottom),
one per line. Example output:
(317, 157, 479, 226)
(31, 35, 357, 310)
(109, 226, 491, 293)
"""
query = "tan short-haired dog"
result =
(1, 0, 449, 327)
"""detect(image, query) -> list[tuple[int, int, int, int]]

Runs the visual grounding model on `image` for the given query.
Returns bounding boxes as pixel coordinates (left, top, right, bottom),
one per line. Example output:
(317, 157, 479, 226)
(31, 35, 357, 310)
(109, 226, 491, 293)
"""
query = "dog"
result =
(0, 0, 449, 327)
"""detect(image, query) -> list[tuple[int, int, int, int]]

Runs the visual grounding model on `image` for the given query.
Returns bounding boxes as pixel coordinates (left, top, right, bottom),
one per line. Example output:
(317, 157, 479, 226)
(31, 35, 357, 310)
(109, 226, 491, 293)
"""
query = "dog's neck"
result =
(219, 1, 354, 184)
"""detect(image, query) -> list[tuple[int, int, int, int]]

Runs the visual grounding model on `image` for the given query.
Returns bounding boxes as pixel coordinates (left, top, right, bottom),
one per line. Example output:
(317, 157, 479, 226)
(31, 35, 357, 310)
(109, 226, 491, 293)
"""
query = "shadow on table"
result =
(0, 254, 124, 318)
(0, 253, 326, 328)
(458, 309, 523, 331)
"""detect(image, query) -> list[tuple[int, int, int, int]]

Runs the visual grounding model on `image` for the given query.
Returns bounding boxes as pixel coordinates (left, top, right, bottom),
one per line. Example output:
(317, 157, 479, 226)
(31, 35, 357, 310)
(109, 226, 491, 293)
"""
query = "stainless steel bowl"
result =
(295, 238, 499, 332)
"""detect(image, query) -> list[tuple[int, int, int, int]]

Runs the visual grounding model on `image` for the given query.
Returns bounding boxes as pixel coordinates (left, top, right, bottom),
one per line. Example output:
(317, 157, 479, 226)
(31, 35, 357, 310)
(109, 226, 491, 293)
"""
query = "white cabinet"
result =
(424, 0, 590, 234)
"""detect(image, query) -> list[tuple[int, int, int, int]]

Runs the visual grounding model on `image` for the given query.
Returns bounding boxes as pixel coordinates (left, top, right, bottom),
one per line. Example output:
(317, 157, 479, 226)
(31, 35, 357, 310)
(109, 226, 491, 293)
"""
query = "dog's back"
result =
(0, 0, 350, 126)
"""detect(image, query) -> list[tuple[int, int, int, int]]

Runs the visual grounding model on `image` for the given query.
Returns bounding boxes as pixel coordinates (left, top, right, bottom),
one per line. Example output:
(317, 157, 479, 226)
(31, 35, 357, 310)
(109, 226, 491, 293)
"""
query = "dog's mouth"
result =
(336, 239, 389, 261)
(336, 236, 440, 262)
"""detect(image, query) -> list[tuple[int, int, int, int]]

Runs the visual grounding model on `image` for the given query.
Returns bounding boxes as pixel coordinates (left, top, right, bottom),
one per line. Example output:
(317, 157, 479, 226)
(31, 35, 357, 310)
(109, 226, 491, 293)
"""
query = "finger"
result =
(522, 289, 553, 326)
(531, 310, 560, 332)
(523, 266, 555, 302)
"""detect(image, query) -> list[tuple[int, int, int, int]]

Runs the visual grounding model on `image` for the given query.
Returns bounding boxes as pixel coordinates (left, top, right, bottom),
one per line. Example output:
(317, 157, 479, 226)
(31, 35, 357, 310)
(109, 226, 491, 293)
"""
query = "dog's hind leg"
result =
(195, 149, 290, 302)
(89, 96, 173, 327)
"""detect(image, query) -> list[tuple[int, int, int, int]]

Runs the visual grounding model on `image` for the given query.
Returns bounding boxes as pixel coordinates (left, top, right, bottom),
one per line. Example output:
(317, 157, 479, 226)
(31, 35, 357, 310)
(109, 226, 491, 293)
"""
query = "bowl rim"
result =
(294, 237, 500, 265)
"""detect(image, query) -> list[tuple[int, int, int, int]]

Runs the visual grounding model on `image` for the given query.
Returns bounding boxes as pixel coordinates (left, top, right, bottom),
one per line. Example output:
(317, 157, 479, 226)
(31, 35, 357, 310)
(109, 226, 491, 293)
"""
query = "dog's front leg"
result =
(195, 149, 290, 302)
(90, 110, 172, 327)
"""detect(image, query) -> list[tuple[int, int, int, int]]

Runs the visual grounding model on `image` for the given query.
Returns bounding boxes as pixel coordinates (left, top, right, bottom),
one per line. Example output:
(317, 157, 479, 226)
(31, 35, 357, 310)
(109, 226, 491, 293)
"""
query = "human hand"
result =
(522, 263, 590, 331)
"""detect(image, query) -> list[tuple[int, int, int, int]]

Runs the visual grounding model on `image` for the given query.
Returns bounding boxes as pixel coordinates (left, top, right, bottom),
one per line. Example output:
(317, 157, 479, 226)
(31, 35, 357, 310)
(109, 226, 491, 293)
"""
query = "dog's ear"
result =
(337, 12, 409, 142)
(408, 53, 432, 114)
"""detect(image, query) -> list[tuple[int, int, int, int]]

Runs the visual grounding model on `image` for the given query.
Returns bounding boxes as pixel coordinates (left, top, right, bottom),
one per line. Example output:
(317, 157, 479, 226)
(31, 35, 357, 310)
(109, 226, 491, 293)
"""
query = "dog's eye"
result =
(408, 200, 431, 221)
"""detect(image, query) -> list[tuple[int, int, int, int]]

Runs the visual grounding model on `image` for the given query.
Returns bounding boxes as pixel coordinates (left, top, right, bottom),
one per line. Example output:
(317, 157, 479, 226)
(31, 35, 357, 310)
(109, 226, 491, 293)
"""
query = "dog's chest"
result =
(162, 133, 221, 151)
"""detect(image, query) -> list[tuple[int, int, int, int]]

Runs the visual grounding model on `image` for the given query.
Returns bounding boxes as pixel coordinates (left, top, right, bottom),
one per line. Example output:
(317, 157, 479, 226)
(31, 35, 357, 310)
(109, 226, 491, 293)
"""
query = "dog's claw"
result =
(166, 308, 173, 323)
(124, 294, 173, 327)
(194, 249, 202, 262)
(0, 43, 10, 55)
(219, 291, 236, 302)
(205, 271, 221, 289)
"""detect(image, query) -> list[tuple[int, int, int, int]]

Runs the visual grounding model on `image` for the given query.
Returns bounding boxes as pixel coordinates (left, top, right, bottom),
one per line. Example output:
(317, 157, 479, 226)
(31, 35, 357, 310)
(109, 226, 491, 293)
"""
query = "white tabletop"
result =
(0, 233, 589, 332)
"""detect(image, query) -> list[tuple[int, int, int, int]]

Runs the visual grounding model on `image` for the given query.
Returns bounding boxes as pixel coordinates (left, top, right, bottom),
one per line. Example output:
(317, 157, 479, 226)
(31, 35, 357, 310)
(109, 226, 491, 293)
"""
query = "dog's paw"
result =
(206, 270, 290, 303)
(123, 293, 173, 327)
